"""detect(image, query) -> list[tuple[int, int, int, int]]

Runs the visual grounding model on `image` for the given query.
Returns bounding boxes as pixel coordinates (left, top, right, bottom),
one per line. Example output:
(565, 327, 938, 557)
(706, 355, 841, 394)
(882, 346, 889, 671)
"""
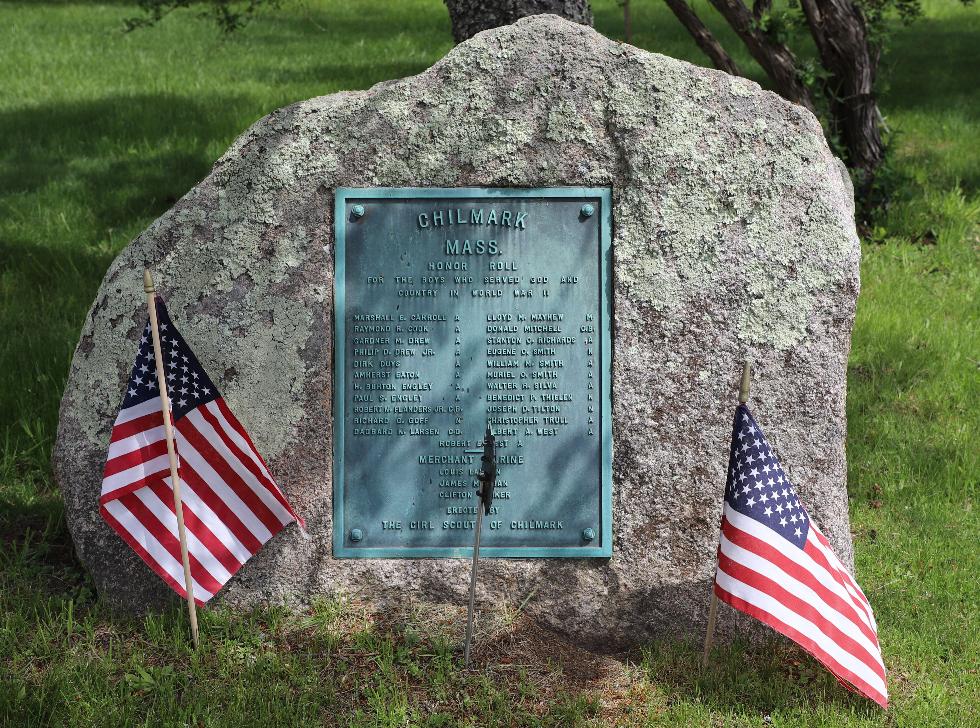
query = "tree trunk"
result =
(752, 0, 772, 21)
(798, 0, 884, 197)
(707, 0, 815, 110)
(444, 0, 593, 43)
(662, 0, 740, 75)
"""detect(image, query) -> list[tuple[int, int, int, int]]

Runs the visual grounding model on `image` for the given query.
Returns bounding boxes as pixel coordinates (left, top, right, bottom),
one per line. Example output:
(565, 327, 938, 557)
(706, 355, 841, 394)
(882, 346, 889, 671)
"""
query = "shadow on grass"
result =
(639, 634, 883, 719)
(846, 295, 971, 502)
(884, 18, 980, 119)
(237, 8, 453, 89)
(0, 236, 116, 307)
(15, 0, 137, 5)
(0, 239, 114, 475)
(259, 58, 445, 89)
(0, 91, 255, 467)
(0, 92, 251, 235)
(244, 3, 454, 39)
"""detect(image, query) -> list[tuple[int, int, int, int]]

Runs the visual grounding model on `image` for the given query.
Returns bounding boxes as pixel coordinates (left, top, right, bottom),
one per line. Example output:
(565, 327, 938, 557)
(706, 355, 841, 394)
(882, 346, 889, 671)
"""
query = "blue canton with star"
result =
(725, 404, 809, 548)
(122, 297, 220, 420)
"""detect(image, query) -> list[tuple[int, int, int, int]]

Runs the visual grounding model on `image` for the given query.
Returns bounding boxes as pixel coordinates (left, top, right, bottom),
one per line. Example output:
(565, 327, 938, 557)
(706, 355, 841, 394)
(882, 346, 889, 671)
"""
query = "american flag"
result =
(100, 296, 303, 605)
(713, 404, 887, 708)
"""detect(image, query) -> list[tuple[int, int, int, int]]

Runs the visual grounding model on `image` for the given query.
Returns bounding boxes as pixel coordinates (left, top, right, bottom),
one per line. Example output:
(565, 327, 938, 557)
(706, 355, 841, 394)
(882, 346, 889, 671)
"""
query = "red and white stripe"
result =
(100, 396, 303, 605)
(714, 503, 888, 708)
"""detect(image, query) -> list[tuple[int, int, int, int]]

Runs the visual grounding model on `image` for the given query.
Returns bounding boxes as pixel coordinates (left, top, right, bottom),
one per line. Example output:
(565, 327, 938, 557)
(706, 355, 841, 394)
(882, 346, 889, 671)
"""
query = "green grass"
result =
(1, 1, 977, 725)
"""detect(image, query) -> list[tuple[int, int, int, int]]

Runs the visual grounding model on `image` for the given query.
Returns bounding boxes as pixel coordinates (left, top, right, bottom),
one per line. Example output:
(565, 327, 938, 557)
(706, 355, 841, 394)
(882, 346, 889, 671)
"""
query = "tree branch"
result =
(662, 0, 741, 76)
(707, 0, 815, 110)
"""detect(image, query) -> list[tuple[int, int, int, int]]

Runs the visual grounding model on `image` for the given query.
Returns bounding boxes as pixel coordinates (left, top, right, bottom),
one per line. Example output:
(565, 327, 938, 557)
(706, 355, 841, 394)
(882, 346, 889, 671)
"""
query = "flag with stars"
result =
(100, 296, 303, 605)
(713, 404, 887, 708)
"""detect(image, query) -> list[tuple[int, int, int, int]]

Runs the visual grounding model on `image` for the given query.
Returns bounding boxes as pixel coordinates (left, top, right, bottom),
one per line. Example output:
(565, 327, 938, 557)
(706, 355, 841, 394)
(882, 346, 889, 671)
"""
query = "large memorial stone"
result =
(54, 14, 861, 647)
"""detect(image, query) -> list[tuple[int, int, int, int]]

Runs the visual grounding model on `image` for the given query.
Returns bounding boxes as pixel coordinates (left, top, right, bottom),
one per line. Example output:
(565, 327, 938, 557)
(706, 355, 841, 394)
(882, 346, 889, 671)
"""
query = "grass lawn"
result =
(1, 0, 977, 725)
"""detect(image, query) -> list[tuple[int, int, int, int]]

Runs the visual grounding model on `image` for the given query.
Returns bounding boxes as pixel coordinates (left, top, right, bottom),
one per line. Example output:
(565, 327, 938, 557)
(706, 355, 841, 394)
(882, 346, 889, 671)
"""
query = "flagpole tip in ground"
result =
(143, 268, 155, 293)
(739, 360, 751, 404)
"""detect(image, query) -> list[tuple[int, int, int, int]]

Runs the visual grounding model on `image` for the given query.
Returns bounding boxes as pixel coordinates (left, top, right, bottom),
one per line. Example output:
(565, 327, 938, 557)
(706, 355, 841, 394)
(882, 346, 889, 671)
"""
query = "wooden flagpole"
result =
(703, 359, 750, 668)
(144, 269, 200, 649)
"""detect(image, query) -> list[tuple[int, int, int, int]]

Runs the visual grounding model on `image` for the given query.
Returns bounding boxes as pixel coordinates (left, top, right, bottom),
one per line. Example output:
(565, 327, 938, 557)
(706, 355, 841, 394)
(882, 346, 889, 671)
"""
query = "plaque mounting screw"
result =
(582, 527, 596, 542)
(349, 528, 363, 542)
(580, 203, 595, 218)
(351, 204, 365, 219)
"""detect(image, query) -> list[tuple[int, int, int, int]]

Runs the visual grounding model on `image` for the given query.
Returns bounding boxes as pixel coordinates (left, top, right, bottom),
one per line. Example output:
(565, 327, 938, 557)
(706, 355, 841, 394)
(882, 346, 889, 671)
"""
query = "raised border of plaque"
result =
(333, 187, 613, 558)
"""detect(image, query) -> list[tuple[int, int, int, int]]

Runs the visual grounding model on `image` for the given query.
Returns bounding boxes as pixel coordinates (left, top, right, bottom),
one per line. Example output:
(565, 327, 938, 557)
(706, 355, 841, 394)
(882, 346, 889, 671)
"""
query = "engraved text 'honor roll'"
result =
(333, 188, 612, 557)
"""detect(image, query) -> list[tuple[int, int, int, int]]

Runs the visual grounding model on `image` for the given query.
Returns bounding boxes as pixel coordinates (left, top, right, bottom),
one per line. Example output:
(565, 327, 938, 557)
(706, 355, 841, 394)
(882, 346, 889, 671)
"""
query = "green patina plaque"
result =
(333, 187, 612, 558)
